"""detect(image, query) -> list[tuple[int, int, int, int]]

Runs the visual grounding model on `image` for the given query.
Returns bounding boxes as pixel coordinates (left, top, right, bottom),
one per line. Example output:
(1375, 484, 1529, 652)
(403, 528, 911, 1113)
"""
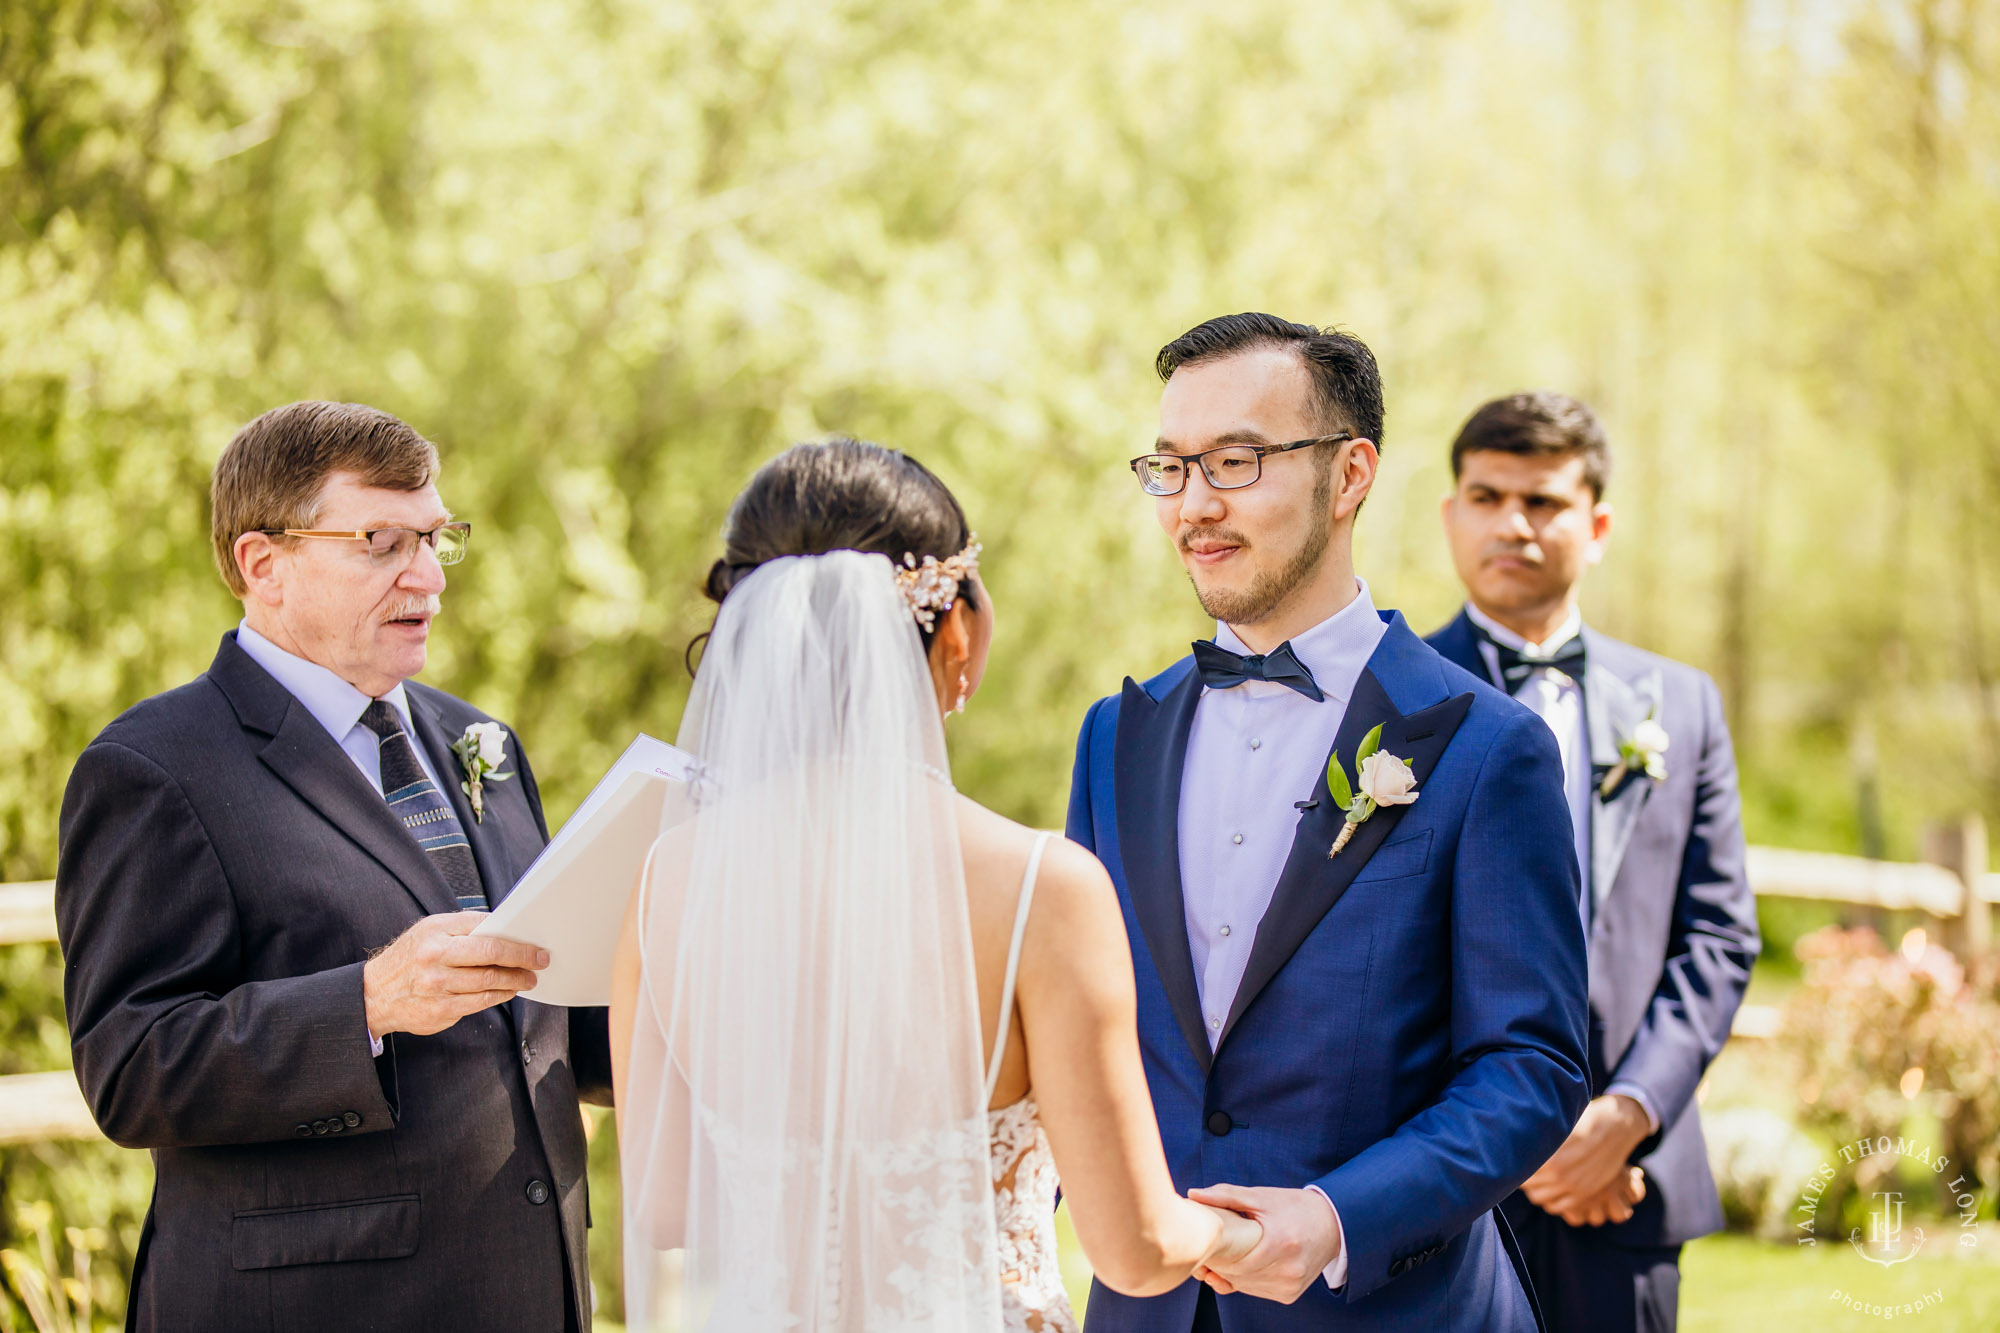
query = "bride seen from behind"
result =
(609, 438, 1258, 1331)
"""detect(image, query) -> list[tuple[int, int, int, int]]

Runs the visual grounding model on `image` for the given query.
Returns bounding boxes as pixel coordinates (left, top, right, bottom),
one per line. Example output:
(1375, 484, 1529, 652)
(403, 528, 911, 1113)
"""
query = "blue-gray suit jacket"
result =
(1067, 611, 1590, 1332)
(1427, 610, 1760, 1248)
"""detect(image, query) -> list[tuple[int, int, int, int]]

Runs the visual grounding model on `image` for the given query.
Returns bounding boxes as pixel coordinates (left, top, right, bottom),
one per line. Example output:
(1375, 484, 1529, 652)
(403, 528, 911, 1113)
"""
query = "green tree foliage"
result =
(1, 0, 1996, 1322)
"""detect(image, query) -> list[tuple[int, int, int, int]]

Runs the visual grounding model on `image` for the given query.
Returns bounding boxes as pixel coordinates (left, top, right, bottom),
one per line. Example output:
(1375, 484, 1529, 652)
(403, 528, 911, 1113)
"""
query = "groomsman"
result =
(57, 402, 611, 1331)
(1427, 392, 1760, 1333)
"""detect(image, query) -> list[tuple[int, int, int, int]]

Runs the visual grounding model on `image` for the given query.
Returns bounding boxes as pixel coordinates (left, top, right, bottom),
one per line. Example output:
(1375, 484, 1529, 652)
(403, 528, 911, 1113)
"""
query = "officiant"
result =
(1426, 392, 1760, 1333)
(55, 402, 613, 1332)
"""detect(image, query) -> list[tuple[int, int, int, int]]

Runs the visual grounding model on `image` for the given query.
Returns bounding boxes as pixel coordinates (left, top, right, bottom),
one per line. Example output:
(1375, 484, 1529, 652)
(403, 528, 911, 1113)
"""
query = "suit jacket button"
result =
(343, 1111, 361, 1128)
(327, 1116, 344, 1133)
(1205, 1111, 1232, 1136)
(525, 1179, 551, 1206)
(295, 1124, 313, 1138)
(311, 1120, 328, 1135)
(521, 1040, 533, 1066)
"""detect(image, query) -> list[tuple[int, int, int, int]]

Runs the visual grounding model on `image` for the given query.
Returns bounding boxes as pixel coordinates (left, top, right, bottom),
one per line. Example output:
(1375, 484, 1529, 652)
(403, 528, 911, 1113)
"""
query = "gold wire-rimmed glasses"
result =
(1129, 432, 1355, 497)
(259, 522, 471, 566)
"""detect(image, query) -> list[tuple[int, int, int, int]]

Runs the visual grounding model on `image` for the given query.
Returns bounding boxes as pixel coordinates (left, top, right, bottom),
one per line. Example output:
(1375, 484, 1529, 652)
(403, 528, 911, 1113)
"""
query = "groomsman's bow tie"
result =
(1477, 628, 1586, 692)
(1192, 639, 1325, 702)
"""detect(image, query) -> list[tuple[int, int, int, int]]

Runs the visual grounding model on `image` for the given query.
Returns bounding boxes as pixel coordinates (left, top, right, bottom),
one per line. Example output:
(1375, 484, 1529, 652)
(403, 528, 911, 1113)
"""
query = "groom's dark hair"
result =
(1449, 391, 1611, 500)
(1156, 313, 1385, 452)
(698, 437, 978, 663)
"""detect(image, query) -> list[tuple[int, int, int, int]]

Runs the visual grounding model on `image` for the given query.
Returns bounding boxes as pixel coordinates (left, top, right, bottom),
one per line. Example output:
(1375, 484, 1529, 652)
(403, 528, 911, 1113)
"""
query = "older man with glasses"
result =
(55, 401, 612, 1332)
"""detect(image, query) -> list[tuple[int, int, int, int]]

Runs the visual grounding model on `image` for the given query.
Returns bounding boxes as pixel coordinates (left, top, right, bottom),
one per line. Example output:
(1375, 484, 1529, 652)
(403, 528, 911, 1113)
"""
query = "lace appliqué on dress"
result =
(988, 1097, 1079, 1333)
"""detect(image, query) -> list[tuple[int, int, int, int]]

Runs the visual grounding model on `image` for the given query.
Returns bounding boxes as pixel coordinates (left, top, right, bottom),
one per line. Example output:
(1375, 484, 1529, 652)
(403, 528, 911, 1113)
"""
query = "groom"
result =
(1067, 313, 1590, 1331)
(1427, 392, 1759, 1331)
(56, 402, 611, 1331)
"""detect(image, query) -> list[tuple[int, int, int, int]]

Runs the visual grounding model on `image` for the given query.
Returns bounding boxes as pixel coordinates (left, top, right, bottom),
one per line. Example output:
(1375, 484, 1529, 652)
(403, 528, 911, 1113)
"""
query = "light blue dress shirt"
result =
(1177, 579, 1388, 1289)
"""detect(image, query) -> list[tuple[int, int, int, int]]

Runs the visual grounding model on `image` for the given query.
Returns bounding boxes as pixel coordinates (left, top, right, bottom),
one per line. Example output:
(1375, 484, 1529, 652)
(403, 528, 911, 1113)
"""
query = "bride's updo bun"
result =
(702, 436, 978, 645)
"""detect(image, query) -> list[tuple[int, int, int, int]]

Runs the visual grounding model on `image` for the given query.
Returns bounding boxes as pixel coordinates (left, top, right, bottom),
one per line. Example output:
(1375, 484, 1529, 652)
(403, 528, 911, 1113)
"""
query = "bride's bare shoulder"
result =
(952, 796, 1115, 911)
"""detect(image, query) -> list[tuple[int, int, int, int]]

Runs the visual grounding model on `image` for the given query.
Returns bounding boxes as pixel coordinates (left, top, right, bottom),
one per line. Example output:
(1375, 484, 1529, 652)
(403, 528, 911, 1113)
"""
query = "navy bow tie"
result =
(1475, 626, 1586, 692)
(1192, 639, 1325, 702)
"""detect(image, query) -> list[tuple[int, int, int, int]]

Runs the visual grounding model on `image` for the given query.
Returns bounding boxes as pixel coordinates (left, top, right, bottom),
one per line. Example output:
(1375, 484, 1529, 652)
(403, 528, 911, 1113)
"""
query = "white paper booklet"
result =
(472, 733, 695, 1006)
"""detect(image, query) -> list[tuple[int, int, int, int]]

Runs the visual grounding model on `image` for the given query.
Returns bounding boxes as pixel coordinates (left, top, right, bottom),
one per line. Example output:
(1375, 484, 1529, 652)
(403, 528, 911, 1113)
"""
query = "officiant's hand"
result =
(1521, 1093, 1652, 1226)
(363, 912, 549, 1037)
(1185, 1184, 1339, 1304)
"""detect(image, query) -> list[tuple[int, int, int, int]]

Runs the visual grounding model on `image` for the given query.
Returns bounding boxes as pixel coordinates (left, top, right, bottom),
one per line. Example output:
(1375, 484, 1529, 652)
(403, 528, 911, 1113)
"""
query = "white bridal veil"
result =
(621, 550, 1003, 1332)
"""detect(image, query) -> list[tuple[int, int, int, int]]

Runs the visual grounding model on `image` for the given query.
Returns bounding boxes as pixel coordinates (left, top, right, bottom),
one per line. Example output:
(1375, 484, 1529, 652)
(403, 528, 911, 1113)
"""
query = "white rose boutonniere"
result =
(1326, 724, 1420, 858)
(450, 721, 515, 823)
(1601, 712, 1668, 798)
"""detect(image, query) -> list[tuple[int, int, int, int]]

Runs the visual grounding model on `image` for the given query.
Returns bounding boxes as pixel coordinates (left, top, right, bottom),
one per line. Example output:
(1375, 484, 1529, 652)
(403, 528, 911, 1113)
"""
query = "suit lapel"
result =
(407, 692, 518, 910)
(1585, 641, 1658, 909)
(1219, 668, 1474, 1049)
(255, 696, 462, 919)
(1112, 666, 1214, 1073)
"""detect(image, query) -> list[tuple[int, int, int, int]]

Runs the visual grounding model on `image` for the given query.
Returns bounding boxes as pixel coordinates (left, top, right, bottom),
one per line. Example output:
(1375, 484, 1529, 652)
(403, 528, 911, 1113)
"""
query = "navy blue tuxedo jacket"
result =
(1427, 611, 1760, 1248)
(1067, 612, 1590, 1332)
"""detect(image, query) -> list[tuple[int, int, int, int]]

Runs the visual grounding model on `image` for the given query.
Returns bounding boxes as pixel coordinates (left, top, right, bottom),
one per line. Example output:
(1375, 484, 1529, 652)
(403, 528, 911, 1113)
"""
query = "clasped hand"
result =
(362, 911, 548, 1037)
(1520, 1093, 1652, 1227)
(1186, 1185, 1339, 1304)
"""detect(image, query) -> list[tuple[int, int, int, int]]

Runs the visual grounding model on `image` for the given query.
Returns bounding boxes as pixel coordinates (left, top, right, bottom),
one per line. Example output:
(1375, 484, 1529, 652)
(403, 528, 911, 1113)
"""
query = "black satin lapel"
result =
(1112, 669, 1213, 1074)
(257, 699, 459, 918)
(1219, 676, 1475, 1047)
(406, 696, 516, 910)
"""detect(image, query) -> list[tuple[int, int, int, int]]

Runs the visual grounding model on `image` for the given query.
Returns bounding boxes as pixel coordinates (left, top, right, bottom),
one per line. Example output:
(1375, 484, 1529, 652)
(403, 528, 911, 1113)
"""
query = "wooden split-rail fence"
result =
(2, 819, 1994, 1145)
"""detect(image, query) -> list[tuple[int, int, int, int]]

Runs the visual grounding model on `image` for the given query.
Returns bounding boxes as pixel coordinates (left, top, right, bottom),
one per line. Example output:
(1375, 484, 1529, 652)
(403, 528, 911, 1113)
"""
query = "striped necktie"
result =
(360, 700, 489, 911)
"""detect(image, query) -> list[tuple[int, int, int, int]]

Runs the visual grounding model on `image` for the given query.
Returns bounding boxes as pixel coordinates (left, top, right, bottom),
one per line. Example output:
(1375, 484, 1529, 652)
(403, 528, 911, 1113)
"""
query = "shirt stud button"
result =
(1249, 738, 1262, 750)
(1231, 833, 1243, 845)
(1219, 925, 1231, 937)
(1210, 1017, 1222, 1030)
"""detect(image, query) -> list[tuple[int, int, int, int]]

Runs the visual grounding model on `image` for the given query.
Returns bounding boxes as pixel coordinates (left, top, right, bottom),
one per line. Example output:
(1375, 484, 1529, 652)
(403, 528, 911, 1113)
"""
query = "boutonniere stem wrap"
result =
(1326, 723, 1420, 858)
(451, 721, 515, 823)
(1600, 713, 1669, 798)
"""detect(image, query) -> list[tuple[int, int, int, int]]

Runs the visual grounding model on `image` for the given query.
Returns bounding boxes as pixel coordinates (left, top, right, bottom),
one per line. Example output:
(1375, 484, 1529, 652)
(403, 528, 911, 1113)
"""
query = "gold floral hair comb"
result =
(895, 538, 982, 631)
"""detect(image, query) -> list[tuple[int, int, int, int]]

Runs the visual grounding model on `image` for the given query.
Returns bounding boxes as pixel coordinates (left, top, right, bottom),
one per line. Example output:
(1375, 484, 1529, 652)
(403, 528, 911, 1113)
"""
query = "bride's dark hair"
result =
(694, 437, 978, 666)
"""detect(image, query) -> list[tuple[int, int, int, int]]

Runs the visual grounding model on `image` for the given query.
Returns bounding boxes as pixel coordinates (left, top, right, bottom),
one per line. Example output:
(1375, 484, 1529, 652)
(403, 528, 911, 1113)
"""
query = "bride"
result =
(609, 438, 1258, 1331)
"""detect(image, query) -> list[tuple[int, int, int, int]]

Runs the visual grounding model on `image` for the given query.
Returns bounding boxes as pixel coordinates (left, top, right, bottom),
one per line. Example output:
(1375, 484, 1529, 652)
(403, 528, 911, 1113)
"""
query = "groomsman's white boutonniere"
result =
(451, 721, 514, 823)
(1600, 712, 1669, 798)
(1326, 724, 1420, 858)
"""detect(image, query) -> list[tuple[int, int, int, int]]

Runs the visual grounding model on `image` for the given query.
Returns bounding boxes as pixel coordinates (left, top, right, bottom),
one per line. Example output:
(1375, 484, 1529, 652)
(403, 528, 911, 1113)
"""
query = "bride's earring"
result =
(952, 672, 969, 715)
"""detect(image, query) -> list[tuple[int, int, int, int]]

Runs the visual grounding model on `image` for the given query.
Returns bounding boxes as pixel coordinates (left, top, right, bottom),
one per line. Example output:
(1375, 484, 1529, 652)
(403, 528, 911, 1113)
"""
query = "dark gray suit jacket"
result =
(1428, 611, 1760, 1247)
(57, 632, 612, 1331)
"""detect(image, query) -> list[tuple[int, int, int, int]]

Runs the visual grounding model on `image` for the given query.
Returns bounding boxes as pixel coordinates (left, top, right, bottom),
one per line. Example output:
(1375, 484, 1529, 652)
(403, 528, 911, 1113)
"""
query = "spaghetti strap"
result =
(984, 831, 1054, 1104)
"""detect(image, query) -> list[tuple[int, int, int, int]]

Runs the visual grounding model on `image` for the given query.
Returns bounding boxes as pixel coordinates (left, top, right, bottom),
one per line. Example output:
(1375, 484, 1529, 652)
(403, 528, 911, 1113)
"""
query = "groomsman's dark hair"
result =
(210, 401, 439, 596)
(1155, 313, 1385, 453)
(1450, 392, 1611, 499)
(700, 436, 978, 656)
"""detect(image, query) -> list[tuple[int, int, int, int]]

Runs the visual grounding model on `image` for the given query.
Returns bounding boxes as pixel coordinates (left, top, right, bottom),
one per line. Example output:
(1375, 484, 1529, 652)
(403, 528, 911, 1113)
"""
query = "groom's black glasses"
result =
(1129, 433, 1354, 497)
(260, 522, 472, 567)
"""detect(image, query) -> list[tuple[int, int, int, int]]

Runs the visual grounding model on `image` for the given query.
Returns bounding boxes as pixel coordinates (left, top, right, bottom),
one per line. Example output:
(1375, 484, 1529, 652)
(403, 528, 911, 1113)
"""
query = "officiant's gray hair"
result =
(700, 437, 978, 654)
(211, 401, 439, 596)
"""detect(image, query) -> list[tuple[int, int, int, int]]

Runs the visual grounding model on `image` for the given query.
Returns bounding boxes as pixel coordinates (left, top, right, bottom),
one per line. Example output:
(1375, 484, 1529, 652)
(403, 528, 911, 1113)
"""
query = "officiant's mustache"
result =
(382, 595, 441, 623)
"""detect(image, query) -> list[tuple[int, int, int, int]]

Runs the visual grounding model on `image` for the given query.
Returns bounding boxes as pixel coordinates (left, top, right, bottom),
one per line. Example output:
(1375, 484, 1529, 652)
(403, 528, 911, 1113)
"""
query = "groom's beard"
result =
(1184, 465, 1334, 628)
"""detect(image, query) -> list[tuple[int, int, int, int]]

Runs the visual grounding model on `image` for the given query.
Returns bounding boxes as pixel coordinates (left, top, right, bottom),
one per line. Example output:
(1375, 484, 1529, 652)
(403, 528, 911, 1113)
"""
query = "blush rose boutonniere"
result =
(1326, 724, 1421, 858)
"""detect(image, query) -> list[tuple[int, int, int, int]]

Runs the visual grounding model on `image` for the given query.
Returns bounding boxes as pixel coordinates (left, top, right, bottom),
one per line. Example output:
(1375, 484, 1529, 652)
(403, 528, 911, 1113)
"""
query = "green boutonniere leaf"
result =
(1356, 723, 1384, 765)
(1327, 753, 1354, 811)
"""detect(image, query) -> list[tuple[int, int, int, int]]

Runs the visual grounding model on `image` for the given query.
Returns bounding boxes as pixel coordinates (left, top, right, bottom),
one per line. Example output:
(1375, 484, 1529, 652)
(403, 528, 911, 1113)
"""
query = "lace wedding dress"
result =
(984, 833, 1079, 1333)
